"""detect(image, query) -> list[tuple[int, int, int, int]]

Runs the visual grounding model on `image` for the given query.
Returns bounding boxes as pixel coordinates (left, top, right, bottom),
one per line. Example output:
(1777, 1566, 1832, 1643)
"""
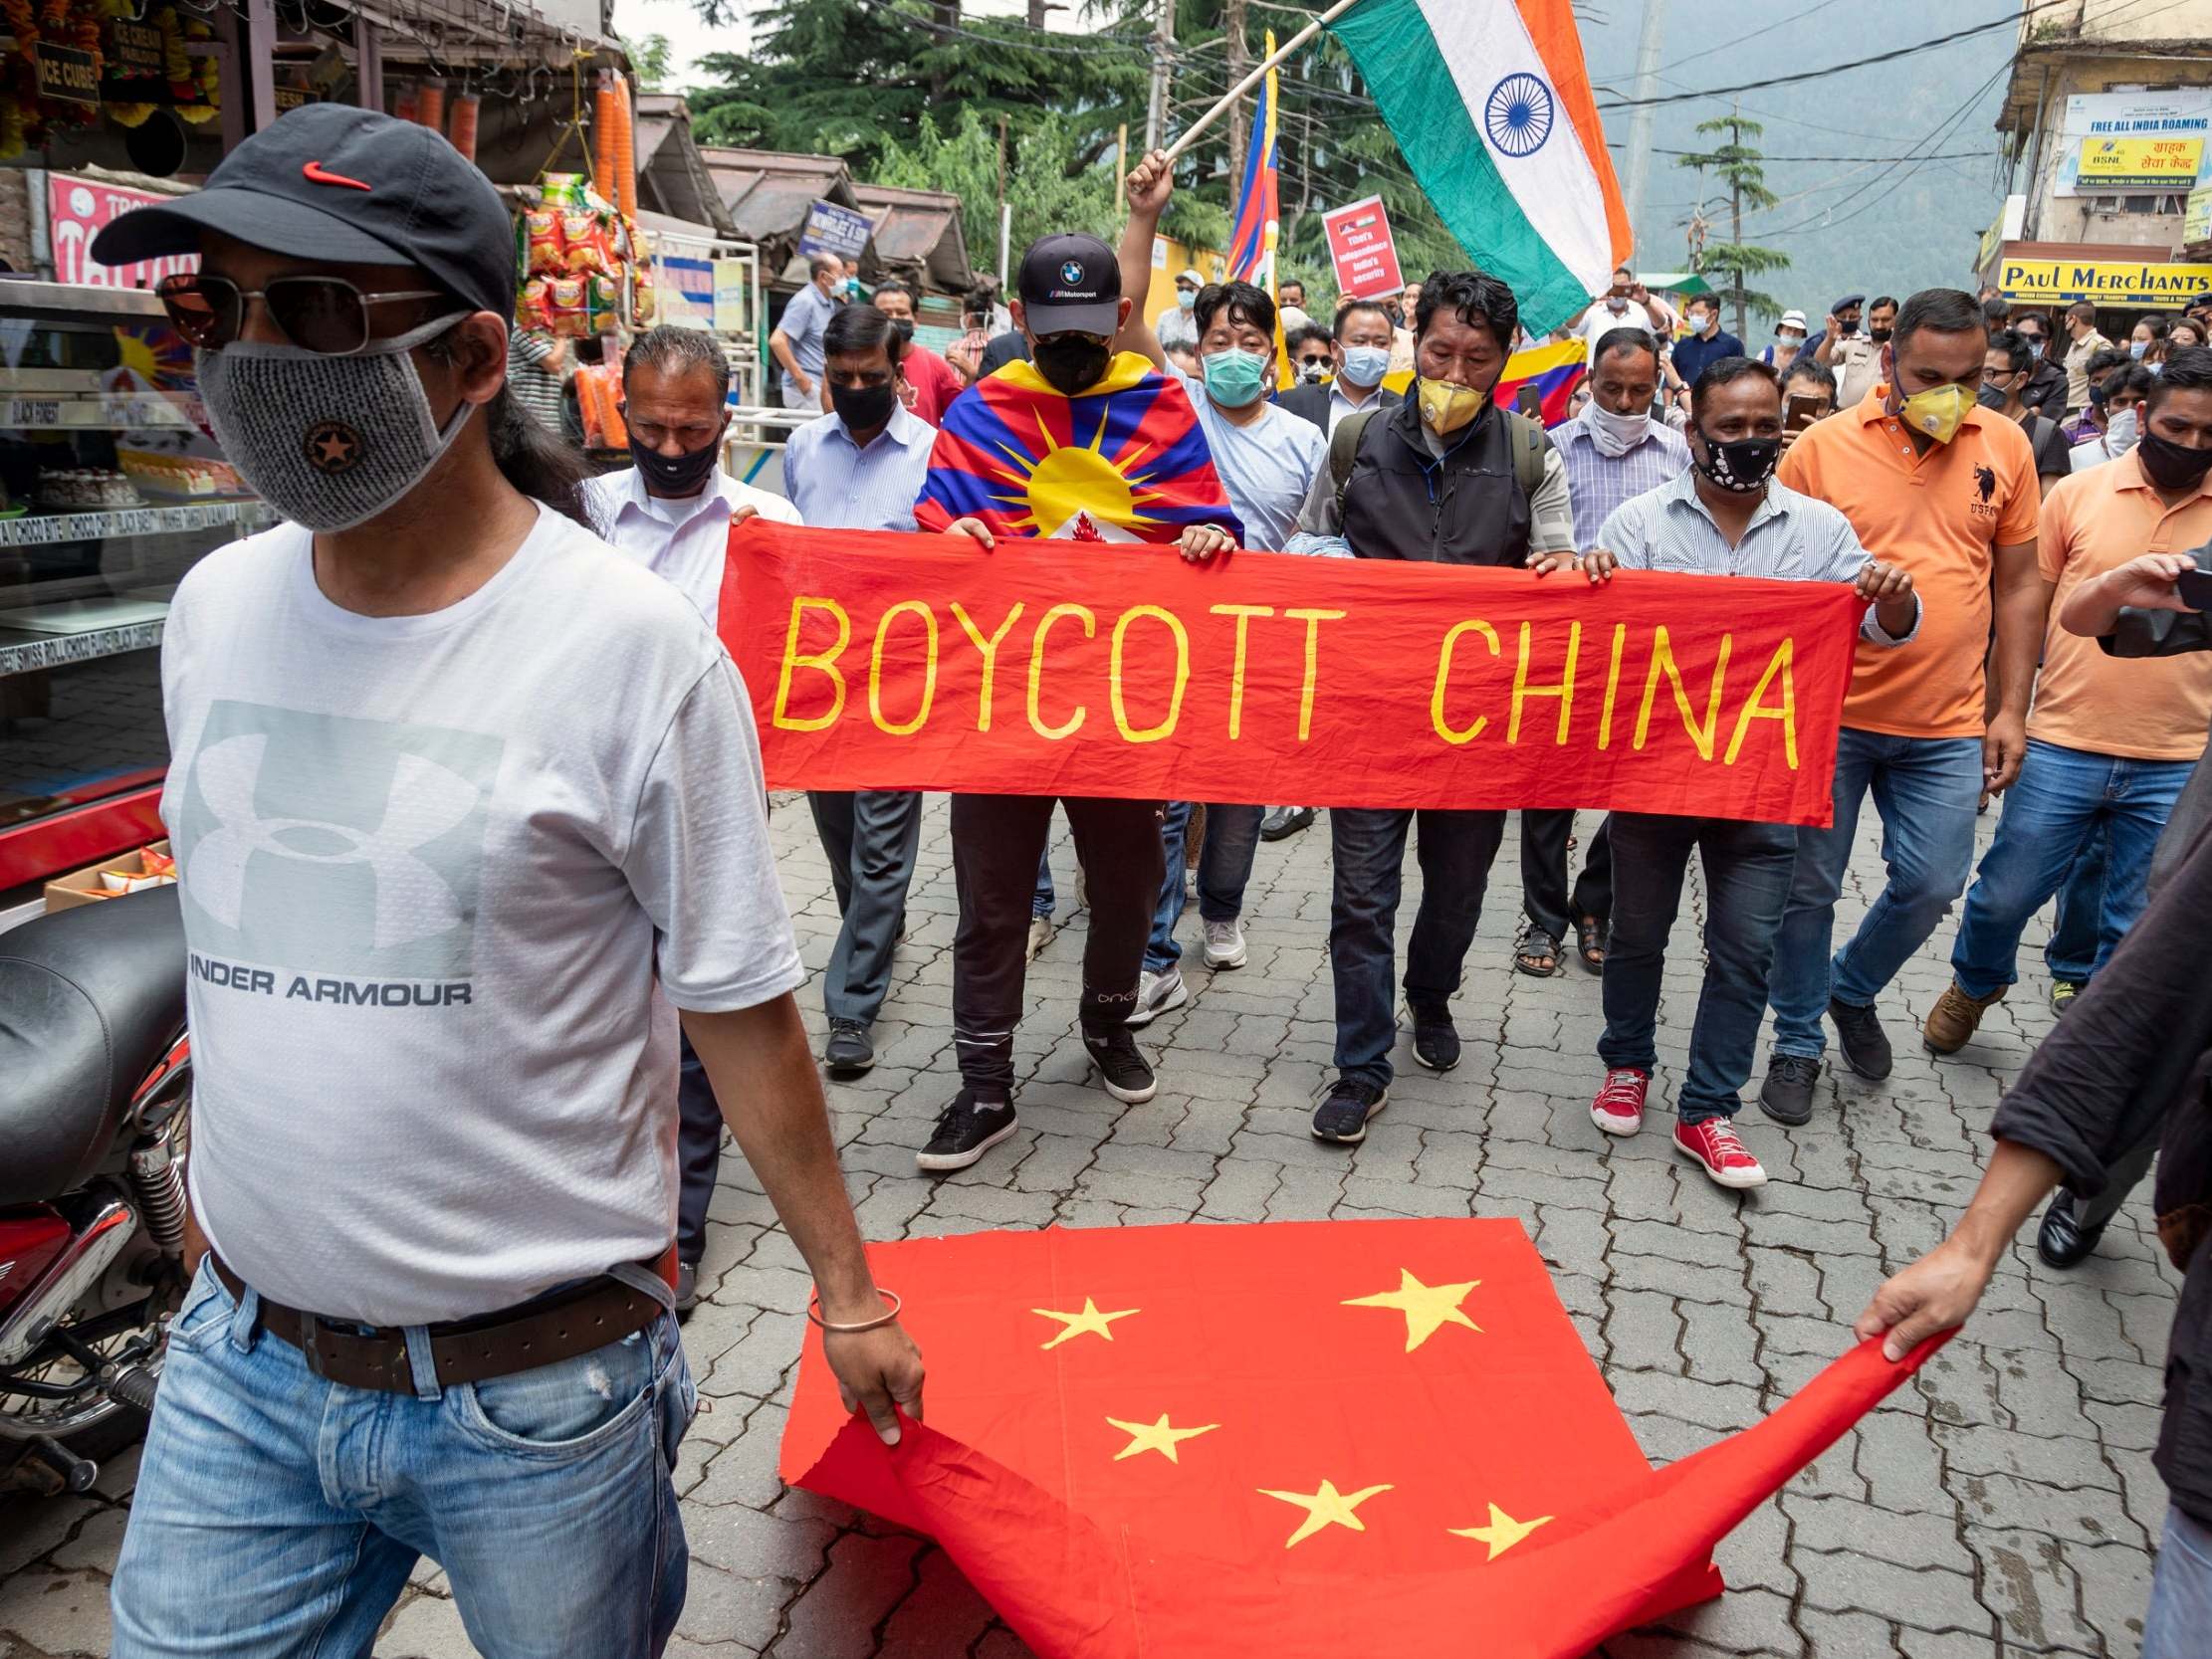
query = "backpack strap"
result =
(1329, 407, 1382, 519)
(1501, 408, 1550, 498)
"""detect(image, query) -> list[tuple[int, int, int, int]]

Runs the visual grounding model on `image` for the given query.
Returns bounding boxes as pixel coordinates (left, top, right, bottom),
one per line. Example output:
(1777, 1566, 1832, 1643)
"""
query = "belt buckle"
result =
(296, 1311, 332, 1379)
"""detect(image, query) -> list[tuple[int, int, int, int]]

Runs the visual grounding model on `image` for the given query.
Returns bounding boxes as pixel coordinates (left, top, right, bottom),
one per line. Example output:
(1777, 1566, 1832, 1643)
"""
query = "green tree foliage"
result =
(1675, 115, 1793, 334)
(619, 34, 675, 95)
(874, 108, 1124, 272)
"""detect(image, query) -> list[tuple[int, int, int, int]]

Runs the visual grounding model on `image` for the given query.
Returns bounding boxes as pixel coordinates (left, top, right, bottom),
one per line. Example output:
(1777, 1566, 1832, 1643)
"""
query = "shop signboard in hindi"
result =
(797, 200, 873, 263)
(47, 178, 197, 291)
(2055, 89, 2212, 196)
(1321, 195, 1404, 301)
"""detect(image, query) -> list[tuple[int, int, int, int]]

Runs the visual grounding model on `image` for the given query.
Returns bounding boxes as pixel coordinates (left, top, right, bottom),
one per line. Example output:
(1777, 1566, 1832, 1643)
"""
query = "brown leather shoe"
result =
(1923, 982, 2006, 1055)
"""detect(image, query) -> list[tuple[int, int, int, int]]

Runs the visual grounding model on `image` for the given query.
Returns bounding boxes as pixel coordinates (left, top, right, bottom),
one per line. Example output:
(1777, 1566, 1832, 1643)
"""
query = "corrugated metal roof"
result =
(851, 183, 974, 297)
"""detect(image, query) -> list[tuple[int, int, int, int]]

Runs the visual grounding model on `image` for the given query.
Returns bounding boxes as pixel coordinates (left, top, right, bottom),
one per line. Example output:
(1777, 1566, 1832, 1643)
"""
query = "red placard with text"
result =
(722, 523, 1866, 827)
(1321, 194, 1405, 301)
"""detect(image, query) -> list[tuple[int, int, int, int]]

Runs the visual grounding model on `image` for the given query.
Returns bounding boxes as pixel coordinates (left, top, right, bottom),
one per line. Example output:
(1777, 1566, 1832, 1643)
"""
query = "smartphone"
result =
(2176, 566, 2212, 612)
(1785, 393, 1824, 432)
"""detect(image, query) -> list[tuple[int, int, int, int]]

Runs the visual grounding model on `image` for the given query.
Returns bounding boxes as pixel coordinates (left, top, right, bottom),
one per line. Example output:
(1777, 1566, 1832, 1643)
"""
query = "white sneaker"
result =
(1126, 967, 1190, 1027)
(1202, 917, 1247, 969)
(1025, 916, 1051, 962)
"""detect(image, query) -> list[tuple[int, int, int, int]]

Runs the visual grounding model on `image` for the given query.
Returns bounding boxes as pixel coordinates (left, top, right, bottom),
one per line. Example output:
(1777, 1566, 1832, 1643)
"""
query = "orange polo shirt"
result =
(2031, 452, 2212, 762)
(1777, 384, 2040, 739)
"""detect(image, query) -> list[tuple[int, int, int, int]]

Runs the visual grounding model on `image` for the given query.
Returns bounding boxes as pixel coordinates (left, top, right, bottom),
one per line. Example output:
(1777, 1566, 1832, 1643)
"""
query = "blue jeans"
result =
(2045, 821, 2108, 983)
(1329, 806, 1506, 1089)
(2144, 1504, 2212, 1659)
(1146, 802, 1262, 972)
(1032, 850, 1054, 919)
(1600, 813, 1798, 1124)
(112, 1259, 695, 1658)
(1769, 728, 1983, 1059)
(1952, 739, 2192, 999)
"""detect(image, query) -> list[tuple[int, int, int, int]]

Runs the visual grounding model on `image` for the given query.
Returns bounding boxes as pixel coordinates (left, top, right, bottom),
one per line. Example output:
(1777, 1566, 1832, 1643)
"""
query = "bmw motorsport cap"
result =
(90, 103, 515, 320)
(1018, 233, 1121, 338)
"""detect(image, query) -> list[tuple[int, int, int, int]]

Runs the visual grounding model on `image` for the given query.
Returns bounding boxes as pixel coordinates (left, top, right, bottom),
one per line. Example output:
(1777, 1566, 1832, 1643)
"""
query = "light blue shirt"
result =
(1169, 362, 1326, 551)
(775, 282, 838, 405)
(1555, 406, 1692, 549)
(1597, 468, 1917, 646)
(780, 402, 935, 530)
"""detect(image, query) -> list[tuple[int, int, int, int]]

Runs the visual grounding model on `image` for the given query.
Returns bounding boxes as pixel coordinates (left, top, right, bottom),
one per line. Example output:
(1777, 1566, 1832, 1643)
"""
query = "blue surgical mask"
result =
(2131, 338, 2150, 359)
(1693, 311, 1718, 335)
(1177, 289, 1197, 311)
(1340, 343, 1392, 387)
(1201, 346, 1270, 408)
(2024, 338, 2045, 359)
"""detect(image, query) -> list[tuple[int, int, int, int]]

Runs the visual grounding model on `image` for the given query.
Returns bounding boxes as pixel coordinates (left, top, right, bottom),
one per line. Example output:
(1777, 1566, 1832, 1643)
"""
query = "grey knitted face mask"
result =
(194, 313, 474, 532)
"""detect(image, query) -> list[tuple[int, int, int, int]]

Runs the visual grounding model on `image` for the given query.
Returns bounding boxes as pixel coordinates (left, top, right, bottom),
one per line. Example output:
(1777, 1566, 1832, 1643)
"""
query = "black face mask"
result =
(628, 430, 723, 497)
(2136, 428, 2212, 492)
(830, 379, 898, 433)
(890, 318, 915, 347)
(1031, 333, 1112, 396)
(1693, 431, 1782, 493)
(1977, 382, 2010, 410)
(1868, 326, 1893, 344)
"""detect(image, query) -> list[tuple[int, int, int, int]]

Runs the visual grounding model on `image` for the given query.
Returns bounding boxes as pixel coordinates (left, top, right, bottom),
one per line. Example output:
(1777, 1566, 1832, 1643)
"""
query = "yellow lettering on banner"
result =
(1634, 627, 1732, 760)
(950, 601, 1025, 731)
(1210, 604, 1275, 739)
(868, 600, 940, 736)
(1724, 638, 1800, 768)
(1598, 623, 1628, 749)
(1508, 620, 1582, 745)
(1431, 620, 1500, 745)
(1027, 603, 1095, 739)
(1283, 608, 1347, 741)
(771, 597, 851, 731)
(1110, 605, 1192, 743)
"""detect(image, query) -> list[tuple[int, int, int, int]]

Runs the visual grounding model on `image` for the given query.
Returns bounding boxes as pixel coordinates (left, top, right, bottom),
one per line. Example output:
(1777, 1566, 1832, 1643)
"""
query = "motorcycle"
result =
(1, 886, 190, 1494)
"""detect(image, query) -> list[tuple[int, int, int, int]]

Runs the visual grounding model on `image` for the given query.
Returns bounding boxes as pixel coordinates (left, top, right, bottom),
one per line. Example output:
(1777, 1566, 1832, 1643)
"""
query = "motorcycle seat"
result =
(0, 887, 185, 1206)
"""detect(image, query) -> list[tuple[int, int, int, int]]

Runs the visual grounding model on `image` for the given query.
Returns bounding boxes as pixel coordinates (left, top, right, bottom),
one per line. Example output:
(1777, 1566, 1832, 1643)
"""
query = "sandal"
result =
(1514, 924, 1562, 978)
(1576, 916, 1607, 974)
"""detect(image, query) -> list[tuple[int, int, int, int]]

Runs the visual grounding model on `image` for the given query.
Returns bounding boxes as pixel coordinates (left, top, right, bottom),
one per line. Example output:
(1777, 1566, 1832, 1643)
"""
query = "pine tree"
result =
(1674, 113, 1791, 337)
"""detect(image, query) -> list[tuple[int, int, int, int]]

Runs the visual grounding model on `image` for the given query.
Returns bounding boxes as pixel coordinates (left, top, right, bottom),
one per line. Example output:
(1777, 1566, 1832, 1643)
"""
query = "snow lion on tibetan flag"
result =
(1330, 0, 1631, 333)
(916, 354, 1243, 545)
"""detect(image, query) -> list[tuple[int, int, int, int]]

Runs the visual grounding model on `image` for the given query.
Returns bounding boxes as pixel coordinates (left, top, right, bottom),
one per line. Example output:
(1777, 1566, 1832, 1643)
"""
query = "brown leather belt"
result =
(208, 1249, 675, 1394)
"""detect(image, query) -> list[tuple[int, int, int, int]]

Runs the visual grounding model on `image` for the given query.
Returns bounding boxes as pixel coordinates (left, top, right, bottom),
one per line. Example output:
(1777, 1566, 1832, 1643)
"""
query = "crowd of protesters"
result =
(79, 105, 2212, 1656)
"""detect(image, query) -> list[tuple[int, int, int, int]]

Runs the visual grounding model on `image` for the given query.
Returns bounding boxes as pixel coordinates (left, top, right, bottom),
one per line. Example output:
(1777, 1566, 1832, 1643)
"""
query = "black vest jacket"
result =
(1340, 395, 1534, 567)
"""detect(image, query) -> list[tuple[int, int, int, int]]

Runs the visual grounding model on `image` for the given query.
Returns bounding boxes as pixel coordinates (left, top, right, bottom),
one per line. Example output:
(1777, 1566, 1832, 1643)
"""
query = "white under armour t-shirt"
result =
(160, 502, 804, 1326)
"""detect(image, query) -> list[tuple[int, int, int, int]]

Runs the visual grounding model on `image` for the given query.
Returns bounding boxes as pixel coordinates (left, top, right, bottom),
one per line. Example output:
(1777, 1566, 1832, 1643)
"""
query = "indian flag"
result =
(1331, 0, 1630, 332)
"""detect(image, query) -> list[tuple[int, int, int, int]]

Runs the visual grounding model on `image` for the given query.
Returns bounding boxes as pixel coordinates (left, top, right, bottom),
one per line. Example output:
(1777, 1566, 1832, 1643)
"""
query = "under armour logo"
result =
(188, 732, 480, 949)
(305, 421, 362, 475)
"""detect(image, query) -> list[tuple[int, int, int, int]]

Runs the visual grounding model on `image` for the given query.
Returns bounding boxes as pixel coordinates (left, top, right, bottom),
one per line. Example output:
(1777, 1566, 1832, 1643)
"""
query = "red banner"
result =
(1321, 193, 1405, 301)
(722, 523, 1866, 827)
(46, 177, 197, 292)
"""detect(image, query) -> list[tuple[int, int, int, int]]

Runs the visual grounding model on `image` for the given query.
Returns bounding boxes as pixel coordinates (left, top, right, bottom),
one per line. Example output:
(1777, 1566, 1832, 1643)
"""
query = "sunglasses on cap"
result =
(155, 272, 456, 355)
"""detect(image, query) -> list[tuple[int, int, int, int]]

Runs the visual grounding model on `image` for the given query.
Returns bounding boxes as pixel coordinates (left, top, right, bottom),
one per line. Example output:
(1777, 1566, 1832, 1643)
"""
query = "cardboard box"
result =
(44, 840, 173, 913)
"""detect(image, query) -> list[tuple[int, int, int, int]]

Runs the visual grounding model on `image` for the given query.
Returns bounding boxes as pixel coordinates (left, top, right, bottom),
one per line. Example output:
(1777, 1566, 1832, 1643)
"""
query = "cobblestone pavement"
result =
(0, 797, 2179, 1658)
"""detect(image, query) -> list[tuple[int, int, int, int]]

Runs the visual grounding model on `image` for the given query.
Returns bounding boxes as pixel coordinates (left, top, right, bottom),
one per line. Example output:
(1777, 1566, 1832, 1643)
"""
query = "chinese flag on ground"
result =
(780, 1218, 1943, 1658)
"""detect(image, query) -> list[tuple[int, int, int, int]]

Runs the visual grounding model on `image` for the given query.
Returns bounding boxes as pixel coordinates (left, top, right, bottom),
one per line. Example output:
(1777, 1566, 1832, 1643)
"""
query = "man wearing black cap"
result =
(1795, 294, 1894, 410)
(910, 227, 1238, 1174)
(91, 104, 921, 1656)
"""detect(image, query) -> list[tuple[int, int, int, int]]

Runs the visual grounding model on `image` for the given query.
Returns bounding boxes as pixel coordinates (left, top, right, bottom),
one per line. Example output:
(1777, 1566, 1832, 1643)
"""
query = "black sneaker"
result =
(1410, 1002, 1460, 1072)
(916, 1090, 1019, 1173)
(824, 1019, 875, 1077)
(1758, 1054, 1820, 1126)
(1085, 1028, 1159, 1105)
(1312, 1078, 1388, 1143)
(1828, 997, 1893, 1081)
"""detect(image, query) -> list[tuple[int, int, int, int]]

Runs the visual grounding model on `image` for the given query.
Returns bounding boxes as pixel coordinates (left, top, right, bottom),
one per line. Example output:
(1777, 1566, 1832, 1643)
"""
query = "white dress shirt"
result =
(580, 465, 802, 624)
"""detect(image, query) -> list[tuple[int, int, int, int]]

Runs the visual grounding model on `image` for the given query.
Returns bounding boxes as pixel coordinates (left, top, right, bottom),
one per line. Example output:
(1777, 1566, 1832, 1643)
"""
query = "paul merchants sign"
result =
(1997, 257, 2212, 309)
(721, 523, 1868, 828)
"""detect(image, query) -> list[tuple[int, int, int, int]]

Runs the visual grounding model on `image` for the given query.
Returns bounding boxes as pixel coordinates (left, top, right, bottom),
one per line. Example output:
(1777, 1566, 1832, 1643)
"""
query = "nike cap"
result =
(1018, 232, 1121, 338)
(92, 104, 514, 319)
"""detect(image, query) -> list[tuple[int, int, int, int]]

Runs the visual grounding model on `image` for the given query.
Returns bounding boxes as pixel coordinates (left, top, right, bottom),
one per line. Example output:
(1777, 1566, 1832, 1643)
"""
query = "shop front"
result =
(1982, 239, 2211, 333)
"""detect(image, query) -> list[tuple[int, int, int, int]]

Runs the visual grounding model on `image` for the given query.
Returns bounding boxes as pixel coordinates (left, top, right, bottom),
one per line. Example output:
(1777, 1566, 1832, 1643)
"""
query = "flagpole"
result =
(1159, 0, 1362, 165)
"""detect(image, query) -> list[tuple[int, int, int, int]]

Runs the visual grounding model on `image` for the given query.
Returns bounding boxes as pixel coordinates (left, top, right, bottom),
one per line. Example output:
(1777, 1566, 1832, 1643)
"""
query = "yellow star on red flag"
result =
(1448, 1502, 1554, 1560)
(1032, 1297, 1139, 1349)
(1105, 1413, 1219, 1464)
(1257, 1478, 1394, 1549)
(1343, 1268, 1481, 1351)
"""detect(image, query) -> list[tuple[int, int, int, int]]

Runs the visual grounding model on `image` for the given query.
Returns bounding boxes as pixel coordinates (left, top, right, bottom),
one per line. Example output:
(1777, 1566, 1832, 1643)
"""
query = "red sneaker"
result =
(1673, 1117, 1768, 1189)
(1590, 1068, 1648, 1137)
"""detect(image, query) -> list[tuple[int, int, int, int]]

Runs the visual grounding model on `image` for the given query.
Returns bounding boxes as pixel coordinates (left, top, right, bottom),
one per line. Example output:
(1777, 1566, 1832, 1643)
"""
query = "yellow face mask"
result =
(1894, 380, 1974, 445)
(1418, 378, 1487, 435)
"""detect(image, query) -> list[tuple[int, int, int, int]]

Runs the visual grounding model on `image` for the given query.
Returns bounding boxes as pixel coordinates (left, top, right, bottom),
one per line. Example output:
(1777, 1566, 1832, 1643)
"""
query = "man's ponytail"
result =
(485, 383, 591, 527)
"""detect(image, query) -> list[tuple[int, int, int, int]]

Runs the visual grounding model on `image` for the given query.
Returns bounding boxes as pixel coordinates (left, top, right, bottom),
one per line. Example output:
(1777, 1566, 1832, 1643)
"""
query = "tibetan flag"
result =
(915, 352, 1243, 544)
(1331, 0, 1630, 333)
(781, 1218, 1947, 1659)
(1225, 32, 1280, 292)
(1491, 336, 1588, 429)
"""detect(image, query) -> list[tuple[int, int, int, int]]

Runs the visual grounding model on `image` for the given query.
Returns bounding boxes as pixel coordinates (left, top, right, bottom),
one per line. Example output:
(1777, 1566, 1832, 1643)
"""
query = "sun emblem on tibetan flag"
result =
(915, 353, 1243, 545)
